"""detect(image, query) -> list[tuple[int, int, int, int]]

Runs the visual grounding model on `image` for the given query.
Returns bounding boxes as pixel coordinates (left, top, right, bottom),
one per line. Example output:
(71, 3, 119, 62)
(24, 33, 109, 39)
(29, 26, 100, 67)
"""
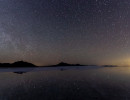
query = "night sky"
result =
(0, 0, 130, 66)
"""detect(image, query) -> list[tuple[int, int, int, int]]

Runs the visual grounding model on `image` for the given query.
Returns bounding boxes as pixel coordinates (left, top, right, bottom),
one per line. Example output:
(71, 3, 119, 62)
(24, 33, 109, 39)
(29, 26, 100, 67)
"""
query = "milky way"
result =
(0, 0, 130, 66)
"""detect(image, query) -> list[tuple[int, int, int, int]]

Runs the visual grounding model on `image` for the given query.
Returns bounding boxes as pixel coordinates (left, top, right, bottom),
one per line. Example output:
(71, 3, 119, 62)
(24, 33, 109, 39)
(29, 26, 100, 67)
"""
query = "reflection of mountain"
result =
(13, 71, 27, 74)
(13, 67, 35, 74)
(0, 61, 36, 67)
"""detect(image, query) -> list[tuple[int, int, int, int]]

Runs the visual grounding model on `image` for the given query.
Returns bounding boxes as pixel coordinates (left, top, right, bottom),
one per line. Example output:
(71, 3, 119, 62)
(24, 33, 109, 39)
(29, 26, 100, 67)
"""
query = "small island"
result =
(102, 65, 118, 67)
(47, 62, 85, 67)
(0, 61, 36, 67)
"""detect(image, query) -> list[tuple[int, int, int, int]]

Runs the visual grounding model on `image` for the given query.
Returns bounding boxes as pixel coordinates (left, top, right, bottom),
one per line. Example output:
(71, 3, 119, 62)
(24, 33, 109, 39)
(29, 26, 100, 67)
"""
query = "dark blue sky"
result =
(0, 0, 130, 66)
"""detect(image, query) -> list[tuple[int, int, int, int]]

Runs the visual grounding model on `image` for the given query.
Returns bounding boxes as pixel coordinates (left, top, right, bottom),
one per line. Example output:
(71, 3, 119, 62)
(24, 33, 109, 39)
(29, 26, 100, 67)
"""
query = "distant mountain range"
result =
(0, 61, 85, 67)
(0, 61, 118, 67)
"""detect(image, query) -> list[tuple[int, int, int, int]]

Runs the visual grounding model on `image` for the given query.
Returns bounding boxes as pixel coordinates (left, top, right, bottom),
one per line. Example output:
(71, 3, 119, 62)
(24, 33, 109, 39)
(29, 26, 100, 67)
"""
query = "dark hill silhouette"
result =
(0, 61, 36, 67)
(50, 62, 85, 67)
(103, 65, 118, 67)
(12, 61, 36, 67)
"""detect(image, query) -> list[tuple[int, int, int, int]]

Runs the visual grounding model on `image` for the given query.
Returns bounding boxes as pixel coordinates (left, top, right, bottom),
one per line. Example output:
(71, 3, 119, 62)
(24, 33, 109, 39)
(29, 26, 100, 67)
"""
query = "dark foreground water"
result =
(0, 66, 130, 100)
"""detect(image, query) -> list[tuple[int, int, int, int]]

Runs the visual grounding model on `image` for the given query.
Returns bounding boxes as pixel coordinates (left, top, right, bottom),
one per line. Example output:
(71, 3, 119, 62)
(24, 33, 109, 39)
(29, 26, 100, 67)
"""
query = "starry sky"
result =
(0, 0, 130, 66)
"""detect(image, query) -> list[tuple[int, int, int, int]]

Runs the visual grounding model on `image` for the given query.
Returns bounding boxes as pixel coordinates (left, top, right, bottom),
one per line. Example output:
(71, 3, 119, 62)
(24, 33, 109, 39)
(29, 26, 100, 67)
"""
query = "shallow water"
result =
(0, 66, 130, 100)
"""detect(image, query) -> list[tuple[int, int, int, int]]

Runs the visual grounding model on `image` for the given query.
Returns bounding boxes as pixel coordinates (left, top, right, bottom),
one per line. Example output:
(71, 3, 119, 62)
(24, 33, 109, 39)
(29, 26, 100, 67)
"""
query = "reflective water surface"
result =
(0, 66, 130, 100)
